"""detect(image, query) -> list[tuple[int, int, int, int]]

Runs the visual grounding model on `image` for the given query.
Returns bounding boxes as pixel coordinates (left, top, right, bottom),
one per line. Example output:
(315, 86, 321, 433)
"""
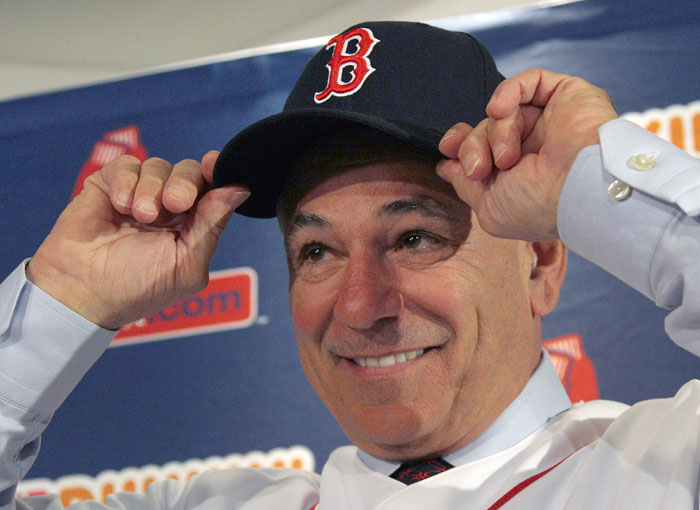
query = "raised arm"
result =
(437, 68, 700, 354)
(0, 151, 249, 507)
(26, 151, 249, 329)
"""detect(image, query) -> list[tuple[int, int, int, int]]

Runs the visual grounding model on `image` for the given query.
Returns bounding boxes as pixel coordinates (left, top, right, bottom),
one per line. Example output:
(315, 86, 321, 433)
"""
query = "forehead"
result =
(290, 159, 466, 226)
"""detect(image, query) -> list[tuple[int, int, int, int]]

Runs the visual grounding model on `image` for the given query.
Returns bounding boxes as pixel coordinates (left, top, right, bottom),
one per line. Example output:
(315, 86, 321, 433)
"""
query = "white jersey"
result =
(320, 389, 697, 509)
(15, 385, 699, 509)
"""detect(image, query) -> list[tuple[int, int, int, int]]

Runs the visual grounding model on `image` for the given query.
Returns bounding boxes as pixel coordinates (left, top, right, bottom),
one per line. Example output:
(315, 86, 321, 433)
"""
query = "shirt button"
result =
(628, 153, 655, 171)
(608, 180, 631, 201)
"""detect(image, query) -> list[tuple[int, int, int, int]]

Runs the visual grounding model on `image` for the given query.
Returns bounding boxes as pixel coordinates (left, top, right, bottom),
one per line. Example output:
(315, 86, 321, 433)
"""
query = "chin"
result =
(338, 404, 450, 461)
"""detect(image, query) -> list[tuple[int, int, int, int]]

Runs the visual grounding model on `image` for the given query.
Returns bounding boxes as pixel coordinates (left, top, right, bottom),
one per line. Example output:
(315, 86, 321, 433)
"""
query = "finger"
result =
(201, 150, 220, 184)
(435, 158, 461, 185)
(520, 104, 548, 155)
(99, 155, 142, 215)
(436, 157, 485, 211)
(487, 108, 525, 170)
(438, 123, 473, 158)
(132, 158, 173, 223)
(181, 185, 250, 271)
(457, 119, 493, 181)
(436, 120, 492, 183)
(162, 159, 207, 214)
(486, 69, 571, 120)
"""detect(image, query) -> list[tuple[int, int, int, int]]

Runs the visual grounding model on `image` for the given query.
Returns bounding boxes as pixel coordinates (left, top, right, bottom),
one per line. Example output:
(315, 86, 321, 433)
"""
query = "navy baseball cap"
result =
(213, 21, 504, 218)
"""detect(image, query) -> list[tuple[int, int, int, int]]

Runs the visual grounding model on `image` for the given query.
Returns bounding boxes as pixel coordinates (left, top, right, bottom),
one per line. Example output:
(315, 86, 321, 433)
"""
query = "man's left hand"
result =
(436, 69, 618, 241)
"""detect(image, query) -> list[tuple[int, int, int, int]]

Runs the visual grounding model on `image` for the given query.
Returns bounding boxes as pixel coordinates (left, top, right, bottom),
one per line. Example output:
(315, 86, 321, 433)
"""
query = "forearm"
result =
(0, 262, 115, 505)
(558, 119, 700, 354)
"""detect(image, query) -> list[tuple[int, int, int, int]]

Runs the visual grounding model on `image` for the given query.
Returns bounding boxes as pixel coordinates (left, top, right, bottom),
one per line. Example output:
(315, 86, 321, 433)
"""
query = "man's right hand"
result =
(26, 151, 250, 330)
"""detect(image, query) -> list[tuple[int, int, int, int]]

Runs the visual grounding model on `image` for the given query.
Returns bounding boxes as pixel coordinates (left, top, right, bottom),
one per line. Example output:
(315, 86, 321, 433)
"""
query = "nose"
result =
(333, 249, 404, 330)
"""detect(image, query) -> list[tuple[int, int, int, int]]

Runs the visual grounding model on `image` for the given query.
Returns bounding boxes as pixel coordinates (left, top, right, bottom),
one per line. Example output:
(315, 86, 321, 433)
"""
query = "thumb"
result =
(435, 158, 484, 209)
(201, 150, 220, 184)
(182, 185, 250, 267)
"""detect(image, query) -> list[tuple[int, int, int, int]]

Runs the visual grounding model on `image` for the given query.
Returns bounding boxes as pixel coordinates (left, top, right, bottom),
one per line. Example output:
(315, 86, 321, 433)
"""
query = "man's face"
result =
(285, 160, 543, 461)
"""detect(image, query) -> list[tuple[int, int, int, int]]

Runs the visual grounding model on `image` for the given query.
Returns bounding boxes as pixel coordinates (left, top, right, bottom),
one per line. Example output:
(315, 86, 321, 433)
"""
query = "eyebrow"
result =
(285, 212, 330, 240)
(379, 195, 452, 220)
(285, 194, 456, 241)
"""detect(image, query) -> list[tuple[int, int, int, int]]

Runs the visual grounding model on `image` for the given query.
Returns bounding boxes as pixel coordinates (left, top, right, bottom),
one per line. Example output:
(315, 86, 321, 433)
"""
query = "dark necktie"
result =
(389, 457, 454, 485)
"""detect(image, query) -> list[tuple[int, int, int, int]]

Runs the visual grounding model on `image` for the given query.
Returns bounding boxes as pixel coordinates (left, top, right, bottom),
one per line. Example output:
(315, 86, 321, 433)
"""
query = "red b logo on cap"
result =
(314, 28, 380, 104)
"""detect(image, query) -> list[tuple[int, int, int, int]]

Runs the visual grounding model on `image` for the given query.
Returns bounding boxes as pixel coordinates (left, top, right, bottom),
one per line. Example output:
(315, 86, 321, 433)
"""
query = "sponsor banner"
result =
(71, 126, 148, 200)
(543, 334, 599, 403)
(17, 446, 314, 506)
(113, 267, 258, 346)
(3, 0, 699, 490)
(622, 100, 700, 158)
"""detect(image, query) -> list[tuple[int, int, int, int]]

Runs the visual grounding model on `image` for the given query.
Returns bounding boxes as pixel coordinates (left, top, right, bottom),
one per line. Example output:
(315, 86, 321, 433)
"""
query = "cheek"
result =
(289, 281, 338, 372)
(401, 261, 478, 323)
(290, 290, 325, 396)
(290, 281, 329, 336)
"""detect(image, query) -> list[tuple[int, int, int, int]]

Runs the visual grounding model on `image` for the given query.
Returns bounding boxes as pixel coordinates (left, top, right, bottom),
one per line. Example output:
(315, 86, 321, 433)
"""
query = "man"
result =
(1, 21, 699, 509)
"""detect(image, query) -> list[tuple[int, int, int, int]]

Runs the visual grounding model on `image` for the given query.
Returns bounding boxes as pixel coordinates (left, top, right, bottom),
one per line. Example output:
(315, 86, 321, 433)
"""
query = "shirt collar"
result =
(357, 349, 572, 476)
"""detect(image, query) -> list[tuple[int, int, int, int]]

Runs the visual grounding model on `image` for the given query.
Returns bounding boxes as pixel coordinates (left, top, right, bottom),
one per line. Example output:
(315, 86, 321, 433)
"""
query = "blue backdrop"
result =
(2, 0, 699, 502)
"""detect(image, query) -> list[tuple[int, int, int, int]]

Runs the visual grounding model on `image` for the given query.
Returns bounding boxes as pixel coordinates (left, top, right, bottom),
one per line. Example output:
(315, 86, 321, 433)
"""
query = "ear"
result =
(527, 240, 568, 317)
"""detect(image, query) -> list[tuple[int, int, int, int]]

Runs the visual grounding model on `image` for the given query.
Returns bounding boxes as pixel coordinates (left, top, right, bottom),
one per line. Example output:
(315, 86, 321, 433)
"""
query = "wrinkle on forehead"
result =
(380, 195, 452, 220)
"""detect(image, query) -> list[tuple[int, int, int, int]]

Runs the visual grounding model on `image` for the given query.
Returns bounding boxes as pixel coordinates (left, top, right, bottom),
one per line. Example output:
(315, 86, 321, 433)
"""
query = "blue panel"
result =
(1, 0, 699, 486)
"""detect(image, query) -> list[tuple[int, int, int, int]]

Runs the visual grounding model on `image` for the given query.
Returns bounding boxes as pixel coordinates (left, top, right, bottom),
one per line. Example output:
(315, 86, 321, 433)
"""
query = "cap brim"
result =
(213, 108, 443, 218)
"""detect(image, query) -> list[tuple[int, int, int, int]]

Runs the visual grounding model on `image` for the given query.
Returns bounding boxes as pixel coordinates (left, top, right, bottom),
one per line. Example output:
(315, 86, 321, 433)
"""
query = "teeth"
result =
(353, 349, 425, 368)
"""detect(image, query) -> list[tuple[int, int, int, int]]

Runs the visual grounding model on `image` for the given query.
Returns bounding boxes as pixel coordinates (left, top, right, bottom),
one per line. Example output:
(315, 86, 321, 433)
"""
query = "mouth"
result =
(352, 348, 427, 368)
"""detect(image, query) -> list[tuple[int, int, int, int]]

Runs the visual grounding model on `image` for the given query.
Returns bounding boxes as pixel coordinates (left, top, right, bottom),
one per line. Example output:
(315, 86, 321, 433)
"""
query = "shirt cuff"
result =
(0, 261, 116, 416)
(557, 145, 679, 303)
(600, 119, 700, 216)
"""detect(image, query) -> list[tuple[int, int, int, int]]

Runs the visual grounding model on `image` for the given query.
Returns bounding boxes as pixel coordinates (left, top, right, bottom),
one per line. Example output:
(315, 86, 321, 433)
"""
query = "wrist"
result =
(26, 257, 118, 331)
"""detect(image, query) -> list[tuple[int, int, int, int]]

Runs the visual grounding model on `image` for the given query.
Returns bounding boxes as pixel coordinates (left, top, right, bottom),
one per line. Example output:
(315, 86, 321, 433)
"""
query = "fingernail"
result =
(439, 129, 457, 146)
(116, 190, 132, 208)
(463, 154, 480, 177)
(494, 143, 507, 164)
(227, 191, 251, 209)
(134, 197, 157, 217)
(165, 185, 189, 203)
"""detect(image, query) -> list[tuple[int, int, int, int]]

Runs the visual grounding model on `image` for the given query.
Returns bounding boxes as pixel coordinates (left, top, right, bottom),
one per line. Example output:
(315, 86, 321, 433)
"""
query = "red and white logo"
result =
(71, 126, 148, 200)
(314, 27, 380, 104)
(113, 267, 258, 346)
(543, 333, 599, 403)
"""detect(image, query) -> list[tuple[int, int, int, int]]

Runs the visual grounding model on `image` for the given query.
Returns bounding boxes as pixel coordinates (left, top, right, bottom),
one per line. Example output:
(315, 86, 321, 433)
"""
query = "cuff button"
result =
(608, 180, 631, 201)
(628, 153, 655, 171)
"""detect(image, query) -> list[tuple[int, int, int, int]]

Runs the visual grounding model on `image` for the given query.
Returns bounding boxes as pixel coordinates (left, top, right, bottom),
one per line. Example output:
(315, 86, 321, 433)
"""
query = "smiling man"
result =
(278, 128, 561, 464)
(2, 21, 700, 509)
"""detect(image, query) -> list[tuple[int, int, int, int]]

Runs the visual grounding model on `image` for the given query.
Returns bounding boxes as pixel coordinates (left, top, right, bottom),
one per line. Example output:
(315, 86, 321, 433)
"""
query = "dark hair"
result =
(276, 125, 441, 234)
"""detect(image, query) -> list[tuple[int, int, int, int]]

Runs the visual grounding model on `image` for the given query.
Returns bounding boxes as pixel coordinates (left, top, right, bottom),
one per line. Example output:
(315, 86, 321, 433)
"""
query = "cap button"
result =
(608, 179, 631, 201)
(628, 153, 655, 171)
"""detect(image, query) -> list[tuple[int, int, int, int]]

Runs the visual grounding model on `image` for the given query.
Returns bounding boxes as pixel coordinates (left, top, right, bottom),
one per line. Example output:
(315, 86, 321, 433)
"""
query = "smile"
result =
(353, 349, 426, 368)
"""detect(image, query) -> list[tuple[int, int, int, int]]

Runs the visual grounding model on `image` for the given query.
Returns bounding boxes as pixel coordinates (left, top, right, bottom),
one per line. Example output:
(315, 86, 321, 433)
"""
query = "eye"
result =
(399, 231, 438, 250)
(300, 243, 328, 262)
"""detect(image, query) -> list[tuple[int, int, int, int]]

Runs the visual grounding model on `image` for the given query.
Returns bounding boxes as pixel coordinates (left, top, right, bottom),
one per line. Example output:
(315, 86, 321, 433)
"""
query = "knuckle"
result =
(174, 159, 204, 180)
(143, 157, 172, 171)
(84, 171, 101, 185)
(102, 155, 139, 178)
(113, 154, 141, 166)
(178, 158, 200, 167)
